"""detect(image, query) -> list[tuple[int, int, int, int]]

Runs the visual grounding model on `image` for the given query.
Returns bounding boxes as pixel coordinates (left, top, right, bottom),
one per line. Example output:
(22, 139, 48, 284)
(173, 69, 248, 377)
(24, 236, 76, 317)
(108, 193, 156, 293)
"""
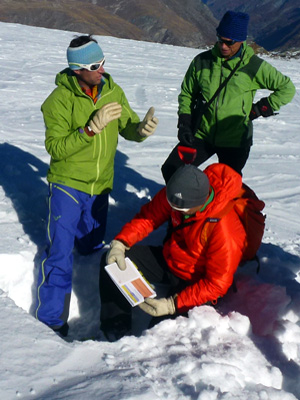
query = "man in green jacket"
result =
(161, 11, 295, 183)
(35, 35, 158, 336)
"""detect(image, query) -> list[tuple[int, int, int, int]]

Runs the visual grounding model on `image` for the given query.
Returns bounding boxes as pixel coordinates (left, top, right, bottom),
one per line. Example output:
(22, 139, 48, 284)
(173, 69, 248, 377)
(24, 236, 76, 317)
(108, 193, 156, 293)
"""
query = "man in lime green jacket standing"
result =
(161, 10, 295, 183)
(35, 35, 158, 336)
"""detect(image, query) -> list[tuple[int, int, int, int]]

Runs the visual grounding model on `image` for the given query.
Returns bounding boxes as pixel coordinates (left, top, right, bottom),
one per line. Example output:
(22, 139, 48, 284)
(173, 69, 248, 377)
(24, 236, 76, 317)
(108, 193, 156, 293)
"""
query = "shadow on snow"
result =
(0, 143, 299, 396)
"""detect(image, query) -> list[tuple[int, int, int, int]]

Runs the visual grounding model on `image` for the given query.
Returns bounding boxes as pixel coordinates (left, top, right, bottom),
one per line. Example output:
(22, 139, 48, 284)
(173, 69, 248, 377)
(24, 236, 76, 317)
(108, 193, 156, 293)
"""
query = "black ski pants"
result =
(99, 245, 188, 331)
(161, 139, 251, 183)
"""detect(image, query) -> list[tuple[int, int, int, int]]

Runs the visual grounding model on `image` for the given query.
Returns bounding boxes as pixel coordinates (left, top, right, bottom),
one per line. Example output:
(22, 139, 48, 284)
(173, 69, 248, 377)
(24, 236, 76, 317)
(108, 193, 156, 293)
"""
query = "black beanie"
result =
(166, 165, 210, 209)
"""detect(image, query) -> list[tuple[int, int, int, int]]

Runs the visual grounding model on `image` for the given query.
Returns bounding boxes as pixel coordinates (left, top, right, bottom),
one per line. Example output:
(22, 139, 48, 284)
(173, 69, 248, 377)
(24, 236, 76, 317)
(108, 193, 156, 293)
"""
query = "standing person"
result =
(99, 163, 265, 341)
(161, 10, 296, 183)
(35, 35, 158, 336)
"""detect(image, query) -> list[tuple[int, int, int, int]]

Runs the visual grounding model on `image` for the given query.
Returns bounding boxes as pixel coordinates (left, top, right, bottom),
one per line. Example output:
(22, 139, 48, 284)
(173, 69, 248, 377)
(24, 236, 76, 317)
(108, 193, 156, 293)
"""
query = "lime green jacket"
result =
(178, 43, 296, 147)
(42, 69, 145, 195)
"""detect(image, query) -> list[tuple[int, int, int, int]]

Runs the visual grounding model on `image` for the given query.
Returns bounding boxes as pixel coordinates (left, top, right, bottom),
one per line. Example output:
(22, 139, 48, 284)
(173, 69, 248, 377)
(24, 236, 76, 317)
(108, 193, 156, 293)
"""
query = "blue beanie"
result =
(216, 11, 249, 42)
(67, 41, 104, 70)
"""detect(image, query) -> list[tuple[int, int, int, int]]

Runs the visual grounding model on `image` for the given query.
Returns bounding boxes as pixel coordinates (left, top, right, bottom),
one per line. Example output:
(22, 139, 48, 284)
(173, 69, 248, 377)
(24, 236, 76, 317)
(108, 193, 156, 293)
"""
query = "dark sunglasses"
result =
(217, 35, 237, 46)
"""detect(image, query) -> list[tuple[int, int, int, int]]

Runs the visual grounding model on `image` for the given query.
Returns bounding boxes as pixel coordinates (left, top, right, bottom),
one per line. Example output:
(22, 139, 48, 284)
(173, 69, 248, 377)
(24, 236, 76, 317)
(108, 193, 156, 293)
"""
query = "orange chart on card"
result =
(131, 278, 153, 298)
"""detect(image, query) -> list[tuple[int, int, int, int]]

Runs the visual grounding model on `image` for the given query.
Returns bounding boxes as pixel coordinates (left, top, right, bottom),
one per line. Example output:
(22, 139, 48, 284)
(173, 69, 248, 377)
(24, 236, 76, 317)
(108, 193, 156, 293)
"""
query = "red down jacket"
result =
(115, 163, 246, 313)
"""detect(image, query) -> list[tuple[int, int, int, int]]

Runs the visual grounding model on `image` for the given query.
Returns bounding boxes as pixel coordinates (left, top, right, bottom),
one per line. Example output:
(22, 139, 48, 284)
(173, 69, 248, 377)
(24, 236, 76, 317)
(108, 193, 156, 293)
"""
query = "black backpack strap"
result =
(163, 219, 197, 244)
(172, 219, 197, 232)
(192, 52, 244, 133)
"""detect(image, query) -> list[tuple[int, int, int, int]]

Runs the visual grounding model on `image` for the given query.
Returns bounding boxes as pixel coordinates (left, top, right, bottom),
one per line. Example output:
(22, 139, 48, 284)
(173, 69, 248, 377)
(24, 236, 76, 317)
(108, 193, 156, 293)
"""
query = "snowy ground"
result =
(0, 22, 300, 400)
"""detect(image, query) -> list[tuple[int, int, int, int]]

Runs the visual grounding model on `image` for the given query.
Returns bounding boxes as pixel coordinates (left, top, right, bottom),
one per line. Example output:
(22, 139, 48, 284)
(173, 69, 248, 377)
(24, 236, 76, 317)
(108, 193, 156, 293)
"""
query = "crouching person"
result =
(99, 163, 265, 341)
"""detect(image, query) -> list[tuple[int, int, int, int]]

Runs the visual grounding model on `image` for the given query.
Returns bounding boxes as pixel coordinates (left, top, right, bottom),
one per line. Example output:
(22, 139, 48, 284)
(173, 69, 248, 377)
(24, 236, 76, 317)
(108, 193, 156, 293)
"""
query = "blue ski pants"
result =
(35, 183, 108, 330)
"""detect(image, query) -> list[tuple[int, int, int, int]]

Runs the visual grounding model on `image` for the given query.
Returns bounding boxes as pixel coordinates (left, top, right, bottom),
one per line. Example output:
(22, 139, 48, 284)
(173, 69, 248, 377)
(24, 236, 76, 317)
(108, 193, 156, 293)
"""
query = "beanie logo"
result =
(175, 192, 182, 198)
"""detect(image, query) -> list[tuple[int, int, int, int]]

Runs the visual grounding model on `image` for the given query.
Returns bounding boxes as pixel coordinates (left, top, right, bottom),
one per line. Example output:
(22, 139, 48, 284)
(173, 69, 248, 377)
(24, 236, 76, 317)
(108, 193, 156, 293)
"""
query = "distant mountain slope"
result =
(0, 0, 218, 48)
(203, 0, 300, 51)
(0, 0, 146, 41)
(1, 0, 299, 51)
(99, 0, 218, 47)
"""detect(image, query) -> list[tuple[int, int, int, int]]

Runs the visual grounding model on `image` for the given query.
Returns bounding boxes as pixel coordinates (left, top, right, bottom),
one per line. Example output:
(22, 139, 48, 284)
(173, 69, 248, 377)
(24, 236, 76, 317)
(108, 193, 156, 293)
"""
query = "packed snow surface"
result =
(0, 22, 300, 400)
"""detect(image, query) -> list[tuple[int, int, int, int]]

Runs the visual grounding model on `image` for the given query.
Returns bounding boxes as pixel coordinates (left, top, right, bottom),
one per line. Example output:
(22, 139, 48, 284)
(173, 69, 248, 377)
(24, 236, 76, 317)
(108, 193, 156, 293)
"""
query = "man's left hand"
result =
(138, 107, 159, 137)
(138, 296, 176, 317)
(250, 97, 274, 120)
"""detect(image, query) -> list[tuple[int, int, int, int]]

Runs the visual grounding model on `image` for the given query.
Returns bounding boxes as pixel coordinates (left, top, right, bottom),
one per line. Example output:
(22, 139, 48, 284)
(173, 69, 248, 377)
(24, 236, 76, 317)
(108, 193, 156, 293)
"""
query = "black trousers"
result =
(99, 245, 188, 331)
(161, 139, 251, 183)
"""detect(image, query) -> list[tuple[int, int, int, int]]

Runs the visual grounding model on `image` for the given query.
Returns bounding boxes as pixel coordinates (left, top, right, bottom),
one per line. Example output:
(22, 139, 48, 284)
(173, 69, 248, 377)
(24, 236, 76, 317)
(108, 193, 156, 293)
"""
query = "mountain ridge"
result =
(0, 0, 217, 48)
(0, 0, 299, 51)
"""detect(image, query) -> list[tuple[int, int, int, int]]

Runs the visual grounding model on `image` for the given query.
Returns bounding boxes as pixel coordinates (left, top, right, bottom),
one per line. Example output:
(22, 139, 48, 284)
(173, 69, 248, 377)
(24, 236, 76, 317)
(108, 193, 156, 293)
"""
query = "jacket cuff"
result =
(178, 113, 192, 128)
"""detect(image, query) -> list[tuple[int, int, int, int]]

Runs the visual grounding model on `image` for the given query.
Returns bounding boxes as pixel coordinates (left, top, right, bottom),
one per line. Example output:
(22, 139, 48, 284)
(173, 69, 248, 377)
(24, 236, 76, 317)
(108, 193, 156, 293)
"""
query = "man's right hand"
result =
(177, 113, 195, 147)
(106, 240, 129, 271)
(89, 102, 122, 134)
(178, 126, 195, 147)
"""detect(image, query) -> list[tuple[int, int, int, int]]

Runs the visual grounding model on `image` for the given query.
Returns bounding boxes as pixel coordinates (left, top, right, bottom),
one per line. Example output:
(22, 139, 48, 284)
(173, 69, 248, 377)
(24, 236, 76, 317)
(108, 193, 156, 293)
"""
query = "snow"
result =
(0, 21, 300, 400)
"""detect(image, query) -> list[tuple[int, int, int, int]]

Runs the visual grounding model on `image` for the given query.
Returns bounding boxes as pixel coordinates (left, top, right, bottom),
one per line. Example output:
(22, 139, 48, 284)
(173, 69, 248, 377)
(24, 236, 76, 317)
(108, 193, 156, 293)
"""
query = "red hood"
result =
(201, 163, 242, 217)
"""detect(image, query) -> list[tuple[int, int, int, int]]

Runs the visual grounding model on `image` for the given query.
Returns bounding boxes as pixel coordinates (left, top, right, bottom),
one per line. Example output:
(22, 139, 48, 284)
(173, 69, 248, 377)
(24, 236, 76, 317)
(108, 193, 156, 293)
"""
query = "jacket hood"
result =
(203, 163, 242, 216)
(55, 68, 81, 94)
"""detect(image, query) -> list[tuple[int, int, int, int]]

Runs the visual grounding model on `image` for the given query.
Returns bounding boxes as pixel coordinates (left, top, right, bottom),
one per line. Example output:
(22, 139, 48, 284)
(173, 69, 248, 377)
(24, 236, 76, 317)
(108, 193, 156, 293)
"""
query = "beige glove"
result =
(89, 102, 122, 134)
(106, 240, 129, 271)
(138, 107, 159, 137)
(138, 296, 176, 317)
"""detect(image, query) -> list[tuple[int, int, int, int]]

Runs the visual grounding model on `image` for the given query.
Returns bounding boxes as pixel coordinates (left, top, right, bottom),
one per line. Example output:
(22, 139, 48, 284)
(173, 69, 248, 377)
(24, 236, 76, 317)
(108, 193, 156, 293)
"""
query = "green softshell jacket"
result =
(42, 69, 145, 196)
(178, 43, 296, 147)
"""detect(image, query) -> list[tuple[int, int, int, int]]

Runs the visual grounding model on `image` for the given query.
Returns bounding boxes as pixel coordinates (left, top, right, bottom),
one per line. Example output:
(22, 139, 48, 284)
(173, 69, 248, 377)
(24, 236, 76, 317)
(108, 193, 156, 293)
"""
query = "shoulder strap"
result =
(168, 200, 236, 244)
(206, 56, 244, 109)
(238, 54, 264, 80)
(171, 219, 197, 233)
(193, 52, 244, 133)
(163, 217, 197, 244)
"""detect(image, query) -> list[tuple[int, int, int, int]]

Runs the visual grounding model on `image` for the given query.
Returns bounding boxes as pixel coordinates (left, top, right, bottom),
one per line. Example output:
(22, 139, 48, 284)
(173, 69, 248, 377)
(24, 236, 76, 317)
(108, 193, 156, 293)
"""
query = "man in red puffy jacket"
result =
(100, 163, 252, 341)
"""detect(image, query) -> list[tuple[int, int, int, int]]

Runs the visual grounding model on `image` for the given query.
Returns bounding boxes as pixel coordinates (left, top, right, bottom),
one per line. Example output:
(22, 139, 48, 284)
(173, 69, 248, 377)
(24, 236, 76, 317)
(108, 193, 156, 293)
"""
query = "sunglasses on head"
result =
(70, 58, 105, 71)
(167, 198, 191, 213)
(217, 35, 237, 46)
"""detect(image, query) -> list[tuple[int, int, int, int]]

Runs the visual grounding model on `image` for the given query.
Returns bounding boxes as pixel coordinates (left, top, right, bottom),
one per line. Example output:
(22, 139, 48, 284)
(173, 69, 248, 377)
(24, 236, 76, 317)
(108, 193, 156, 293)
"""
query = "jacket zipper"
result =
(213, 64, 224, 145)
(76, 81, 113, 196)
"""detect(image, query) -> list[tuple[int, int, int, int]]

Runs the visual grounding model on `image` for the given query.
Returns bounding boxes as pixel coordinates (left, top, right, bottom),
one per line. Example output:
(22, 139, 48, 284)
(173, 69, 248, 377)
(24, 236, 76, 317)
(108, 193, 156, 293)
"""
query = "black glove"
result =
(177, 113, 195, 147)
(249, 97, 274, 121)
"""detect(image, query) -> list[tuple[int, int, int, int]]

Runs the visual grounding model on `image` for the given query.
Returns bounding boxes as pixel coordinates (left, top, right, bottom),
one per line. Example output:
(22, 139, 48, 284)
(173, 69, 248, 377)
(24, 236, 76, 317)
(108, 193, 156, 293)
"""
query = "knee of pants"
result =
(75, 195, 108, 255)
(161, 160, 180, 184)
(75, 229, 105, 255)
